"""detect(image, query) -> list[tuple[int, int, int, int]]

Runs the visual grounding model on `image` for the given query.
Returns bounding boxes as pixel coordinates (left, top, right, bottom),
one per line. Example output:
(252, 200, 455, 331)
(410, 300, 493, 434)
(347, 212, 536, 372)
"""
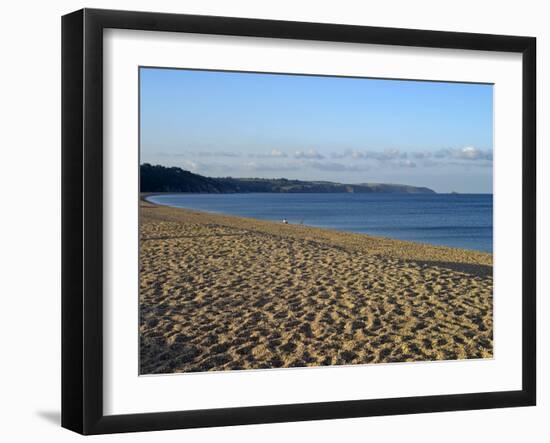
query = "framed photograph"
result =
(61, 8, 536, 435)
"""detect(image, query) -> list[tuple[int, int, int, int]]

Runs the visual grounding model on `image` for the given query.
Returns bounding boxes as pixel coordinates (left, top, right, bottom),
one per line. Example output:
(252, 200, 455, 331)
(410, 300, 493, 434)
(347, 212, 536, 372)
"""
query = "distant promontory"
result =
(140, 163, 436, 194)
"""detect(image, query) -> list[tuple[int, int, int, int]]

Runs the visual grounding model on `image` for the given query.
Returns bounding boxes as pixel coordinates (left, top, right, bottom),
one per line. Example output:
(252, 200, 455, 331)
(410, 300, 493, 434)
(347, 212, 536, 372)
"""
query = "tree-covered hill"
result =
(140, 163, 435, 194)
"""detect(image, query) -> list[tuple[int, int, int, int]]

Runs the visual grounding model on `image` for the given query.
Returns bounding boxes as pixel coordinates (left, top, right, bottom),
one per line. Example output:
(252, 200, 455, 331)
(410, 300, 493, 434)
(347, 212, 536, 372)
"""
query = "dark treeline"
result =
(140, 163, 435, 194)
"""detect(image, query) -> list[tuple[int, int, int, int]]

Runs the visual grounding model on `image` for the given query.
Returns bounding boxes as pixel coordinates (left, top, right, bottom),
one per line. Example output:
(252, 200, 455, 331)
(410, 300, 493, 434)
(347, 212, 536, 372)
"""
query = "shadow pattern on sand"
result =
(139, 206, 493, 374)
(407, 260, 493, 279)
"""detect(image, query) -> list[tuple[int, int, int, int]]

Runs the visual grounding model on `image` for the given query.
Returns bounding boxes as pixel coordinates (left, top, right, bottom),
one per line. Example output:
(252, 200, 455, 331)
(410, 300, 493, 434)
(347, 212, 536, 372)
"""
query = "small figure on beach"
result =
(282, 218, 288, 224)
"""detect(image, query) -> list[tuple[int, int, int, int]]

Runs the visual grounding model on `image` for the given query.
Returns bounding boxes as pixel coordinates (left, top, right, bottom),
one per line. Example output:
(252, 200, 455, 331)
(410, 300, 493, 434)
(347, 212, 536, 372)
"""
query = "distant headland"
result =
(140, 163, 436, 194)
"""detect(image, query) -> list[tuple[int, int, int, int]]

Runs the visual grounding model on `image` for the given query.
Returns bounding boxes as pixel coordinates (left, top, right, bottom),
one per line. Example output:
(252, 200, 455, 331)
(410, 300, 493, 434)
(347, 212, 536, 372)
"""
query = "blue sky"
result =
(140, 68, 493, 193)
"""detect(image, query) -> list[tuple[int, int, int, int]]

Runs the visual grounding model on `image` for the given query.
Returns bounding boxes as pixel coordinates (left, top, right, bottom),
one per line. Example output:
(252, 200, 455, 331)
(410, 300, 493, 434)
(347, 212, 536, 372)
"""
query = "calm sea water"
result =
(147, 193, 493, 253)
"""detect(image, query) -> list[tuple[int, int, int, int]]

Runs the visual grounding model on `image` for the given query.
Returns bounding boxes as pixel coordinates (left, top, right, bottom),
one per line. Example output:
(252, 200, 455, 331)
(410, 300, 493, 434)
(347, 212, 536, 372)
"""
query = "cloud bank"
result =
(294, 149, 325, 160)
(155, 145, 492, 176)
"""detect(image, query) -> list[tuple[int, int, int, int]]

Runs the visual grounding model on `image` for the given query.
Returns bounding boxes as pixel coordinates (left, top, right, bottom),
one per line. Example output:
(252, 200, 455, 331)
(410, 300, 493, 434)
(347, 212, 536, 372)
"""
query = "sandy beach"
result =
(139, 199, 493, 374)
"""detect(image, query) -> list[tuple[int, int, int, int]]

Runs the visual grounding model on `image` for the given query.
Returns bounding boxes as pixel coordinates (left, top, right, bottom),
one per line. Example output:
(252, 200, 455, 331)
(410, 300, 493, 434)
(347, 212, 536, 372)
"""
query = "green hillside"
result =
(140, 163, 436, 194)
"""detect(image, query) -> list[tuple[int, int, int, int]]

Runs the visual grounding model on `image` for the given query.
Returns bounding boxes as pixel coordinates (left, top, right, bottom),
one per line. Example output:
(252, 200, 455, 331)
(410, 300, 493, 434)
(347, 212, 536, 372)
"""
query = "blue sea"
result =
(147, 193, 493, 253)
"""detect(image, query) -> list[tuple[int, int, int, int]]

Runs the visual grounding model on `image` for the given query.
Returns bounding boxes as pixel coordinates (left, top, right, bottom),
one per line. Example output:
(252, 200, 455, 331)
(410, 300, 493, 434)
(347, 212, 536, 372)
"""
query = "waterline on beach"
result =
(146, 193, 493, 253)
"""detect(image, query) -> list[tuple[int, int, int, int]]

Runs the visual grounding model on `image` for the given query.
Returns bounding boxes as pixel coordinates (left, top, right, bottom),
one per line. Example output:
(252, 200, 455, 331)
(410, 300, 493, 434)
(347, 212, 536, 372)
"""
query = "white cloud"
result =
(435, 146, 492, 161)
(333, 147, 491, 162)
(242, 161, 301, 172)
(194, 151, 241, 158)
(251, 149, 289, 159)
(158, 150, 242, 158)
(332, 146, 492, 166)
(411, 151, 431, 159)
(162, 145, 491, 176)
(308, 161, 369, 172)
(294, 149, 325, 160)
(270, 149, 287, 158)
(332, 149, 407, 161)
(396, 159, 416, 168)
(456, 146, 493, 161)
(180, 160, 200, 172)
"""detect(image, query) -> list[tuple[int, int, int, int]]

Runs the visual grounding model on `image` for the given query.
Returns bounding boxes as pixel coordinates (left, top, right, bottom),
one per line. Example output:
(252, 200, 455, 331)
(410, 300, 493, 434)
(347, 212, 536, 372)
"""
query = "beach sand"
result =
(139, 199, 493, 374)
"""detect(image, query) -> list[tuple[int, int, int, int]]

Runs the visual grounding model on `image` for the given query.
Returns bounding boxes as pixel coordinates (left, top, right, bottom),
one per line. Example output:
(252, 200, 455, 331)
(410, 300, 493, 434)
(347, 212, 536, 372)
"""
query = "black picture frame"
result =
(62, 8, 536, 435)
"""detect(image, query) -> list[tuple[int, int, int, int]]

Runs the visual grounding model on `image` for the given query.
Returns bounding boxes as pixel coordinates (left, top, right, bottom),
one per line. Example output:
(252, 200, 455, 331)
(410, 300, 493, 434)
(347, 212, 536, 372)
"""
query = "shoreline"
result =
(139, 201, 493, 374)
(141, 194, 493, 259)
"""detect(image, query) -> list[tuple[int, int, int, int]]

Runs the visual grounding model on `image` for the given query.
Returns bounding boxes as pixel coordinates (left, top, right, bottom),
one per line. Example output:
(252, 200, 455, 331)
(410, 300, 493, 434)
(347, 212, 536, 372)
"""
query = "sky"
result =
(140, 67, 493, 193)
